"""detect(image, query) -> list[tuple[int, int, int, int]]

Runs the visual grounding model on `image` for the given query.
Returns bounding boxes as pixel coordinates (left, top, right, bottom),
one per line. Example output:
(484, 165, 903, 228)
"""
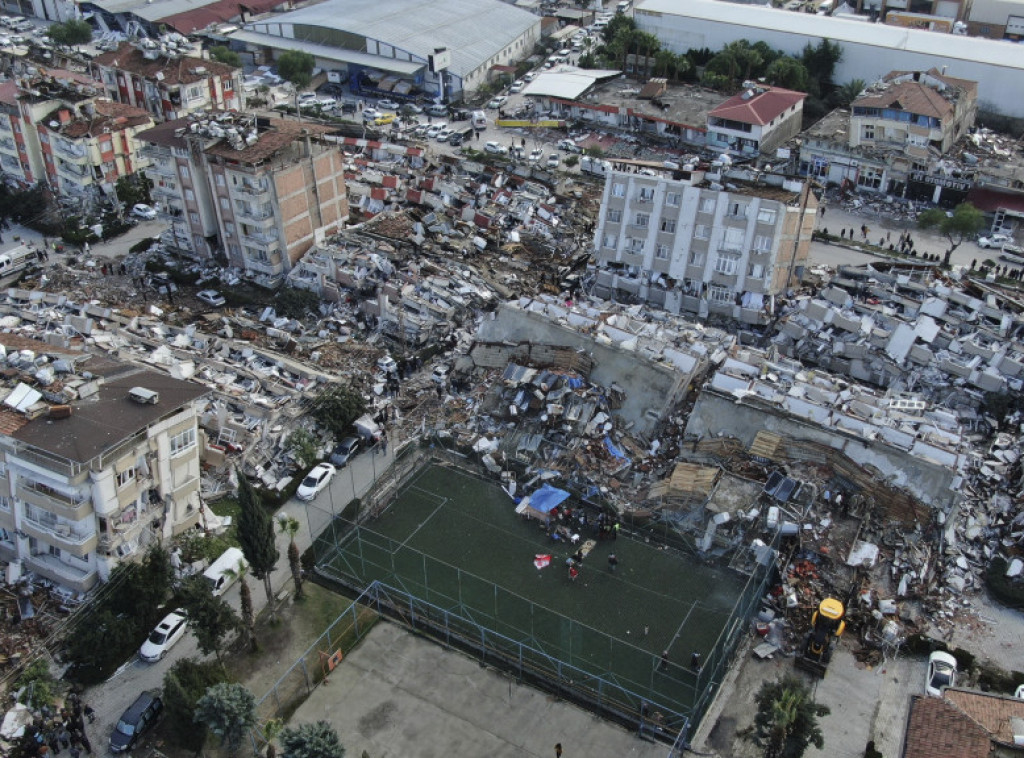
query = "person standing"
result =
(659, 650, 670, 671)
(555, 744, 563, 758)
(608, 553, 618, 572)
(690, 651, 702, 672)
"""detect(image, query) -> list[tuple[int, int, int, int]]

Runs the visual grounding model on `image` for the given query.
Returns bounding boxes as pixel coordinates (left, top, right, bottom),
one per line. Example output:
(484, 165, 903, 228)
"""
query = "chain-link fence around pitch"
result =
(307, 460, 776, 746)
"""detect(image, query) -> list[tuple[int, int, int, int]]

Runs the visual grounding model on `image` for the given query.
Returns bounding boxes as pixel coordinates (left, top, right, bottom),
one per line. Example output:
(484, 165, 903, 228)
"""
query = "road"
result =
(82, 441, 395, 754)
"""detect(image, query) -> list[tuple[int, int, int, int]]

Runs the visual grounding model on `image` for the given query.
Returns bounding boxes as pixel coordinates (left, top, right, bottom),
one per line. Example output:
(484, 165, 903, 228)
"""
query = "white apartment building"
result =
(591, 167, 817, 324)
(0, 336, 209, 593)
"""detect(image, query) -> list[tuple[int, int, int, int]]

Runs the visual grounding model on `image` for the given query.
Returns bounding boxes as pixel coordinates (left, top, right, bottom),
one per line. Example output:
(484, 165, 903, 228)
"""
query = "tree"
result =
(210, 45, 241, 67)
(751, 676, 828, 758)
(163, 658, 227, 752)
(285, 429, 318, 469)
(278, 514, 304, 599)
(194, 682, 258, 752)
(226, 560, 257, 651)
(262, 719, 284, 758)
(835, 78, 866, 107)
(179, 576, 240, 663)
(601, 14, 636, 44)
(279, 721, 346, 758)
(917, 202, 985, 266)
(115, 173, 153, 208)
(278, 51, 316, 89)
(311, 385, 366, 443)
(47, 20, 93, 48)
(237, 467, 280, 604)
(800, 38, 842, 96)
(765, 56, 810, 93)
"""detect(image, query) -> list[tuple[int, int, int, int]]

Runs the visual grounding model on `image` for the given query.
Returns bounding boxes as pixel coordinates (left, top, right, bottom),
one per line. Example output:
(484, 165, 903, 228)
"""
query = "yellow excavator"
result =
(795, 597, 846, 677)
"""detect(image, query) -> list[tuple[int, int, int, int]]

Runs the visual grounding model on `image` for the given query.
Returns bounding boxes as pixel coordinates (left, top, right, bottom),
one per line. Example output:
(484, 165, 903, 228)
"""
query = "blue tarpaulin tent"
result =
(515, 483, 570, 521)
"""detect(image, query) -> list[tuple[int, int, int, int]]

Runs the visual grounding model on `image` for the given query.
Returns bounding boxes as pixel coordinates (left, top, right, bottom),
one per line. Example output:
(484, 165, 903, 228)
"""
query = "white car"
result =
(377, 98, 401, 110)
(558, 139, 582, 153)
(486, 96, 508, 110)
(132, 203, 157, 219)
(425, 123, 447, 138)
(546, 153, 561, 168)
(297, 463, 336, 501)
(139, 610, 187, 662)
(435, 128, 454, 142)
(523, 72, 536, 82)
(978, 234, 1012, 249)
(362, 108, 382, 121)
(196, 289, 226, 307)
(925, 651, 957, 697)
(484, 141, 508, 155)
(509, 80, 525, 93)
(528, 149, 543, 163)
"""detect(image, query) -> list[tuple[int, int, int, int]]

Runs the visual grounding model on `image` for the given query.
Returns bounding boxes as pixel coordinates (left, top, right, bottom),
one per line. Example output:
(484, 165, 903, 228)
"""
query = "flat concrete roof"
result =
(289, 620, 668, 757)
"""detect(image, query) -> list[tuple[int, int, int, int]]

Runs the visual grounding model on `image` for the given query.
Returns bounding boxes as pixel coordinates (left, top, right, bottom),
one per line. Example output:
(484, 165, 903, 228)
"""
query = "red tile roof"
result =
(158, 0, 282, 34)
(93, 43, 238, 85)
(709, 86, 806, 127)
(42, 99, 153, 139)
(902, 696, 991, 758)
(943, 688, 1024, 746)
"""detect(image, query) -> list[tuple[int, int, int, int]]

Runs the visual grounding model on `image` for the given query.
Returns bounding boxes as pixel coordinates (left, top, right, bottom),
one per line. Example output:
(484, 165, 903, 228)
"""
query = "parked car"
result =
(196, 289, 226, 307)
(448, 133, 465, 146)
(546, 153, 561, 168)
(139, 611, 187, 662)
(297, 463, 336, 501)
(509, 80, 525, 93)
(362, 108, 382, 121)
(434, 128, 454, 142)
(374, 113, 396, 126)
(329, 437, 361, 467)
(484, 141, 508, 155)
(510, 146, 526, 160)
(400, 103, 423, 115)
(925, 651, 957, 697)
(523, 71, 536, 82)
(558, 138, 582, 153)
(486, 95, 508, 110)
(427, 103, 448, 117)
(1001, 243, 1024, 258)
(132, 203, 157, 220)
(109, 692, 163, 753)
(377, 98, 400, 110)
(528, 148, 543, 164)
(425, 123, 447, 138)
(978, 234, 1012, 249)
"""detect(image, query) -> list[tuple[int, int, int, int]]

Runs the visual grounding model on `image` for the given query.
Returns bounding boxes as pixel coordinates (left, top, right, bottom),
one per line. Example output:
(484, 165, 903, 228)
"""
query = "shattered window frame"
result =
(170, 428, 196, 456)
(116, 468, 136, 488)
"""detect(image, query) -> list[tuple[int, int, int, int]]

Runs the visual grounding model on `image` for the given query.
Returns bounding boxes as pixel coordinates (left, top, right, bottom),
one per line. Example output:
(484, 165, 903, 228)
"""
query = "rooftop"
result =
(709, 86, 806, 126)
(92, 43, 239, 84)
(243, 0, 539, 78)
(0, 335, 208, 465)
(575, 78, 725, 131)
(41, 99, 153, 139)
(901, 696, 992, 758)
(853, 69, 977, 121)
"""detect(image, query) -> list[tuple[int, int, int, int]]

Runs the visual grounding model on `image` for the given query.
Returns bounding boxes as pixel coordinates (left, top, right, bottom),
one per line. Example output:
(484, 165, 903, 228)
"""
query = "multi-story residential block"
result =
(0, 335, 209, 593)
(799, 68, 977, 203)
(37, 99, 154, 200)
(705, 85, 806, 158)
(92, 42, 243, 122)
(591, 166, 817, 324)
(138, 114, 348, 283)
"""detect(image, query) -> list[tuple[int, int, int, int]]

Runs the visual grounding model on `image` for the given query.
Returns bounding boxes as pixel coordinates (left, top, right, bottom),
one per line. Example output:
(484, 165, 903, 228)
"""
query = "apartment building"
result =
(706, 85, 806, 158)
(0, 335, 209, 593)
(138, 113, 348, 282)
(800, 68, 977, 203)
(591, 167, 816, 324)
(92, 42, 243, 122)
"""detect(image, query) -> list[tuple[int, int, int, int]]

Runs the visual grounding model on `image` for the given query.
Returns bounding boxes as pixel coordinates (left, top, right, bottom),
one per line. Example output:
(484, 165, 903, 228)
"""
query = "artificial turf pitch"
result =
(326, 463, 747, 711)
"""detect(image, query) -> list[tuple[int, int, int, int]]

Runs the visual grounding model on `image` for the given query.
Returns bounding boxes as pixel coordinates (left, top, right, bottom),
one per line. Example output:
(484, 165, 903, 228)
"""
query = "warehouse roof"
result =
(521, 66, 621, 100)
(244, 0, 539, 78)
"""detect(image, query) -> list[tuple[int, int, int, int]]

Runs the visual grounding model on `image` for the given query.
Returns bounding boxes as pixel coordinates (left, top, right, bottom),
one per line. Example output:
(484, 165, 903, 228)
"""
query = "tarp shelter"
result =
(515, 483, 570, 521)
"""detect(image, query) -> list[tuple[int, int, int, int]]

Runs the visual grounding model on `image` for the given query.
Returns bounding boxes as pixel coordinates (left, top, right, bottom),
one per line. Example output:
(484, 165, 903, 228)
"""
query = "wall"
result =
(685, 390, 958, 509)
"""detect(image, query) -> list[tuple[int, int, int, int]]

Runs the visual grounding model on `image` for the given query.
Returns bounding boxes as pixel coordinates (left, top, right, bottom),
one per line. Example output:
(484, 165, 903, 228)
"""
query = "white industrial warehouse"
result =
(635, 0, 1024, 117)
(231, 0, 541, 101)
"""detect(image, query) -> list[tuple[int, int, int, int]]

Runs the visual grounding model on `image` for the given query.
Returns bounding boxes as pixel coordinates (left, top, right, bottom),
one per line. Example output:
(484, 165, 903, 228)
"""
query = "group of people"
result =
(546, 505, 620, 543)
(24, 691, 96, 758)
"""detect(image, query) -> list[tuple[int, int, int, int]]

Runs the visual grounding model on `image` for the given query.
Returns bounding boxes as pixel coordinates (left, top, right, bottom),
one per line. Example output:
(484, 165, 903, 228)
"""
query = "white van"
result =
(203, 547, 247, 596)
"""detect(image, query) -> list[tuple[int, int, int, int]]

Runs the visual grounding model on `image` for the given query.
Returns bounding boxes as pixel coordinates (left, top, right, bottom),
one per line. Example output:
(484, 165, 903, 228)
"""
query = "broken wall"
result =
(686, 390, 959, 511)
(475, 304, 690, 436)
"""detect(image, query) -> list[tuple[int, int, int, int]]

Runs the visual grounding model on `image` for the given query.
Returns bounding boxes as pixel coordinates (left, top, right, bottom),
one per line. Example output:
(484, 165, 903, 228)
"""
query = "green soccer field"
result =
(323, 463, 750, 714)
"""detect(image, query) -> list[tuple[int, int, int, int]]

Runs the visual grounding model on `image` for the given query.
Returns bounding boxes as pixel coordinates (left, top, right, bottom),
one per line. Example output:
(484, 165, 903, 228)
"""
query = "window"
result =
(215, 173, 225, 187)
(0, 527, 12, 543)
(0, 495, 10, 512)
(184, 188, 195, 202)
(857, 168, 883, 190)
(634, 213, 649, 227)
(612, 182, 625, 198)
(655, 244, 669, 259)
(629, 237, 644, 253)
(699, 197, 715, 213)
(637, 187, 654, 203)
(666, 192, 680, 206)
(116, 468, 136, 488)
(694, 224, 710, 240)
(660, 219, 676, 233)
(748, 263, 766, 278)
(225, 221, 235, 236)
(170, 428, 196, 456)
(219, 196, 230, 210)
(714, 253, 739, 275)
(723, 226, 745, 251)
(688, 250, 705, 266)
(180, 165, 190, 179)
(709, 284, 732, 303)
(753, 234, 772, 252)
(602, 234, 615, 248)
(757, 208, 776, 224)
(728, 202, 747, 218)
(189, 212, 200, 224)
(862, 124, 875, 140)
(607, 209, 622, 223)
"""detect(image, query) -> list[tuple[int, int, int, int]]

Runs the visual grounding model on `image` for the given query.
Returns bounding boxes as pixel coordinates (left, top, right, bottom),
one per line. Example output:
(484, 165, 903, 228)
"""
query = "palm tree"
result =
(262, 719, 284, 758)
(225, 560, 257, 652)
(836, 78, 867, 107)
(277, 514, 304, 599)
(752, 676, 828, 758)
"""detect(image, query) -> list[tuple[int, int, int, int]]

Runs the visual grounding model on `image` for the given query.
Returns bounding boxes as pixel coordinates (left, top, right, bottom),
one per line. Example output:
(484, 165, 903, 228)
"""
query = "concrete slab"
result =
(292, 621, 666, 758)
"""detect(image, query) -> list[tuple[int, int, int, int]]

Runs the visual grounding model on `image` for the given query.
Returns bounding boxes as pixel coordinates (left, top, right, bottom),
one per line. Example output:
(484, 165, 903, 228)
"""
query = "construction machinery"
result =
(795, 597, 846, 677)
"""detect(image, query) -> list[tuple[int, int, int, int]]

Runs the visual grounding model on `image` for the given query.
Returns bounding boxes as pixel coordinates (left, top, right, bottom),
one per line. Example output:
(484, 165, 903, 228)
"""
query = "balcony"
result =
(243, 230, 280, 247)
(236, 181, 268, 196)
(17, 481, 92, 521)
(236, 207, 274, 224)
(711, 270, 738, 287)
(23, 553, 98, 593)
(148, 161, 177, 179)
(52, 139, 88, 162)
(22, 516, 98, 557)
(0, 137, 16, 152)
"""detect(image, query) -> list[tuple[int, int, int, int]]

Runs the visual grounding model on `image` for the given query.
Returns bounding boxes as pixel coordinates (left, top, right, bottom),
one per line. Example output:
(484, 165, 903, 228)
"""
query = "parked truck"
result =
(0, 244, 40, 277)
